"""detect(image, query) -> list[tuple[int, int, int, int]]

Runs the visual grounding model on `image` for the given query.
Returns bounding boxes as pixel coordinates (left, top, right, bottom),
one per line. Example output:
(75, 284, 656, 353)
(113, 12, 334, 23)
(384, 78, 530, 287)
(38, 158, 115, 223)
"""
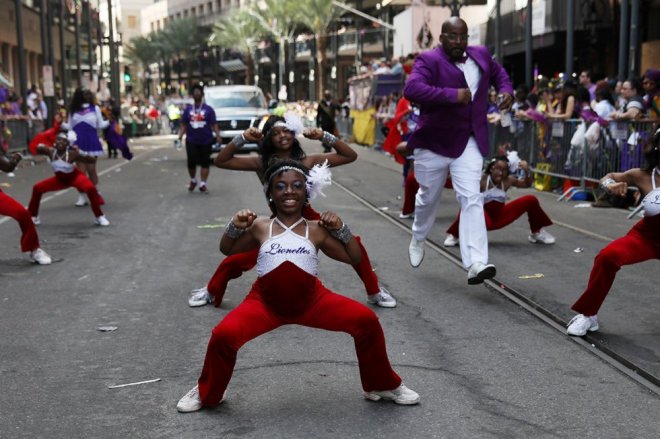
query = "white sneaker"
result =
(31, 216, 40, 225)
(177, 385, 202, 413)
(443, 234, 459, 247)
(75, 194, 88, 207)
(364, 383, 420, 405)
(529, 229, 556, 244)
(30, 248, 52, 265)
(467, 262, 496, 285)
(408, 238, 425, 267)
(367, 287, 397, 308)
(398, 212, 414, 219)
(95, 215, 110, 226)
(188, 286, 213, 307)
(566, 314, 599, 336)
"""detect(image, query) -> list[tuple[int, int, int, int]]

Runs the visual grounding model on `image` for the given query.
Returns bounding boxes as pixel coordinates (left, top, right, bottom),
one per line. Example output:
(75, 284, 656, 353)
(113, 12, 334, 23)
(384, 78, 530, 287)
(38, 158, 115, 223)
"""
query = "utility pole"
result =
(86, 0, 94, 80)
(618, 0, 629, 80)
(107, 0, 120, 102)
(525, 0, 533, 88)
(14, 0, 28, 106)
(566, 0, 575, 78)
(58, 0, 68, 102)
(74, 6, 83, 86)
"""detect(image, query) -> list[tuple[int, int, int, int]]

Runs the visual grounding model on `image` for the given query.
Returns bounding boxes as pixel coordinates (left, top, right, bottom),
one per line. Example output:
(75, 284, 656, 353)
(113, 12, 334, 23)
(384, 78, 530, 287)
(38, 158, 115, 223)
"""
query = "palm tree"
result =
(249, 0, 305, 98)
(296, 0, 342, 98)
(125, 36, 158, 95)
(210, 10, 266, 85)
(161, 18, 211, 89)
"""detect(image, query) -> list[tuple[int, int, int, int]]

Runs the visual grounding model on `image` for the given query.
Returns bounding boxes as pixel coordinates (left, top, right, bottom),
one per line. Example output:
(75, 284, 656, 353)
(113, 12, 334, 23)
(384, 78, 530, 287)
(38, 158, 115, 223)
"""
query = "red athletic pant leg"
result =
(571, 220, 660, 316)
(446, 196, 553, 237)
(207, 248, 259, 306)
(305, 204, 380, 295)
(70, 171, 104, 217)
(402, 171, 419, 215)
(0, 190, 40, 252)
(28, 175, 70, 216)
(197, 281, 401, 407)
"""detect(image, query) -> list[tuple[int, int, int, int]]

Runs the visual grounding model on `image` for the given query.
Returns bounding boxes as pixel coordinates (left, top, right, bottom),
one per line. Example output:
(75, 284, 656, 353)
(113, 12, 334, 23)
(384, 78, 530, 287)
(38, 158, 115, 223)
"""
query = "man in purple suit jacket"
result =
(403, 17, 513, 284)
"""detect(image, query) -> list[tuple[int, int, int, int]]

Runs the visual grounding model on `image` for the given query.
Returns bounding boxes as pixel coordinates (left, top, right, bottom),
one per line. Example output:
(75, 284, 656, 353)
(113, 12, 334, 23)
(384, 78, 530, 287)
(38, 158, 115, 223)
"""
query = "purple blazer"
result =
(403, 45, 513, 158)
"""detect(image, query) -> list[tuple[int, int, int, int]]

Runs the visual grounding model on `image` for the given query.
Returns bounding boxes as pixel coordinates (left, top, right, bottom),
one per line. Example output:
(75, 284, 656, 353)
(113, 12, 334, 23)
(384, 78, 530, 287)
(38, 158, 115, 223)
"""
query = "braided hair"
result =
(643, 127, 660, 172)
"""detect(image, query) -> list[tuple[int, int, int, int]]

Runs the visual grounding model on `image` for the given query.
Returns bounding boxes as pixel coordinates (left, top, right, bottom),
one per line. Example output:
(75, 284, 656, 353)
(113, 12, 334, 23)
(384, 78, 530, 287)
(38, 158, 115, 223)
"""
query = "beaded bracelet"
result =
(329, 223, 353, 244)
(600, 177, 616, 190)
(232, 133, 247, 149)
(321, 131, 338, 149)
(225, 221, 245, 239)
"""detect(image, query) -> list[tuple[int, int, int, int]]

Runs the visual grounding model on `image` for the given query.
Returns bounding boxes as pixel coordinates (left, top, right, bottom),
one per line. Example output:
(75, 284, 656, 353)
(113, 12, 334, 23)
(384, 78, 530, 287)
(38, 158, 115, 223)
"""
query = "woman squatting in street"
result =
(443, 153, 555, 247)
(187, 114, 397, 309)
(567, 127, 660, 336)
(176, 159, 419, 413)
(28, 130, 110, 227)
(0, 151, 52, 264)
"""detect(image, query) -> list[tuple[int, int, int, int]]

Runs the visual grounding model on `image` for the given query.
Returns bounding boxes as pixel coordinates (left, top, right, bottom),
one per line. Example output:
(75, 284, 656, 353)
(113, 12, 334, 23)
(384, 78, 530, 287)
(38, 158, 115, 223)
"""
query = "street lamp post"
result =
(74, 5, 83, 86)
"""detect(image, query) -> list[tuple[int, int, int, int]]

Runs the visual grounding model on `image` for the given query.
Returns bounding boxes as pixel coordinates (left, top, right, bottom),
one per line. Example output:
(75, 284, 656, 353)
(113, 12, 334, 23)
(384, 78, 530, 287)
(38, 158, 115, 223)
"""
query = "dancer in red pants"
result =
(28, 131, 110, 226)
(176, 159, 419, 412)
(0, 152, 51, 264)
(567, 128, 660, 336)
(443, 155, 555, 247)
(188, 114, 396, 309)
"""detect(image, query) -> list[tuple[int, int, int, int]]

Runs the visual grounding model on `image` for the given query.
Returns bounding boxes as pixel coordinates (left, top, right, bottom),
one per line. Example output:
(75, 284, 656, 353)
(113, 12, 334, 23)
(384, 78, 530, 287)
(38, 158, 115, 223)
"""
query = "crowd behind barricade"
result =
(344, 64, 659, 208)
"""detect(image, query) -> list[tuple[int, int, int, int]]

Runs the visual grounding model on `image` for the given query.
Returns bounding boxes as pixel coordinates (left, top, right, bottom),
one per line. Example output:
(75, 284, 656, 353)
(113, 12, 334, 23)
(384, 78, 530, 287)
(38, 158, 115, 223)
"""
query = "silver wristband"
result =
(600, 178, 615, 190)
(225, 221, 245, 239)
(321, 131, 338, 149)
(329, 223, 353, 244)
(232, 133, 247, 149)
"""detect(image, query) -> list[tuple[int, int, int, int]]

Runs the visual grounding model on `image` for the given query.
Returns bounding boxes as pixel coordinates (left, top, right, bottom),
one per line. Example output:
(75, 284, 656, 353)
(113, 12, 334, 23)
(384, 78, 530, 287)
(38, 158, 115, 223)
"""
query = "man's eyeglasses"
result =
(442, 33, 469, 42)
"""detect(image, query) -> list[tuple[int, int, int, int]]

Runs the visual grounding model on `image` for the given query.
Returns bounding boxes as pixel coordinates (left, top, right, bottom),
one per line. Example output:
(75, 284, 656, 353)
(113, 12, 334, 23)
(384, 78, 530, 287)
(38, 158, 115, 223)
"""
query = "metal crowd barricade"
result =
(3, 119, 31, 153)
(489, 118, 657, 202)
(335, 115, 353, 141)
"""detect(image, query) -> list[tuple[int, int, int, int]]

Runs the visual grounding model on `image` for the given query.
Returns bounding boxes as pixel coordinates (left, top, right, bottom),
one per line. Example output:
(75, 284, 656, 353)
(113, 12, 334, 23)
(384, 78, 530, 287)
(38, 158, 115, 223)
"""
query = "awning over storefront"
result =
(219, 59, 247, 73)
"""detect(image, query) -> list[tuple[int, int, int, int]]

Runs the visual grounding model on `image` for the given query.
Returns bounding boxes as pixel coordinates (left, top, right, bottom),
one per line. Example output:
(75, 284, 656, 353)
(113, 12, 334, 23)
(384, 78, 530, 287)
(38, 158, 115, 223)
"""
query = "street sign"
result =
(43, 65, 55, 97)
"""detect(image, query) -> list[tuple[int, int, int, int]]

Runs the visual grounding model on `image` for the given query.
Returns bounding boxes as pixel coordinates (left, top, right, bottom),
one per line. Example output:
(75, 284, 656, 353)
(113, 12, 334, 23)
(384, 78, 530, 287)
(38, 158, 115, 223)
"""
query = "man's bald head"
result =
(440, 18, 469, 60)
(441, 17, 467, 34)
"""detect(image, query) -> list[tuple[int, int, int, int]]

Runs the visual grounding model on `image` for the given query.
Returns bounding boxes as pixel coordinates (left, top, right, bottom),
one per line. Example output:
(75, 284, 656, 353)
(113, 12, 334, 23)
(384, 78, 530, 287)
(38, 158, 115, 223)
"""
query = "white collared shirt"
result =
(454, 54, 481, 101)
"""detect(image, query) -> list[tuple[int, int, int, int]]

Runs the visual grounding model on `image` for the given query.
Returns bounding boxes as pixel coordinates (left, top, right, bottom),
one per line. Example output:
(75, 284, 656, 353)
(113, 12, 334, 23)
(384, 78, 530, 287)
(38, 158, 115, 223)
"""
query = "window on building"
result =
(208, 2, 213, 13)
(127, 15, 137, 29)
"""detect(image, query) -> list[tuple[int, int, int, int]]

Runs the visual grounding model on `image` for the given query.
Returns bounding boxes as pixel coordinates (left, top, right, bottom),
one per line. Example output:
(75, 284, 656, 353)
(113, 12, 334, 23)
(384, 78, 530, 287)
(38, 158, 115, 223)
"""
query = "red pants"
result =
(446, 195, 553, 237)
(28, 169, 104, 218)
(207, 205, 380, 305)
(0, 189, 40, 252)
(571, 215, 660, 316)
(402, 170, 419, 215)
(198, 262, 402, 406)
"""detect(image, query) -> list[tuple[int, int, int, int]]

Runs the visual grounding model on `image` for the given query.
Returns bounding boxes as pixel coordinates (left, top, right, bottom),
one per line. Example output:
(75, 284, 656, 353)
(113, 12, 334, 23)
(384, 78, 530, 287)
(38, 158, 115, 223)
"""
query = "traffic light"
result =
(123, 65, 132, 83)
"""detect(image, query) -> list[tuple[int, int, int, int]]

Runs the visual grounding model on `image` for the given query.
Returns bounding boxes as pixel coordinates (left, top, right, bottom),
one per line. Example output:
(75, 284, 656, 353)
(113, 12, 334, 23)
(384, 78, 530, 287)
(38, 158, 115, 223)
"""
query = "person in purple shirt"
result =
(403, 17, 513, 285)
(177, 84, 222, 193)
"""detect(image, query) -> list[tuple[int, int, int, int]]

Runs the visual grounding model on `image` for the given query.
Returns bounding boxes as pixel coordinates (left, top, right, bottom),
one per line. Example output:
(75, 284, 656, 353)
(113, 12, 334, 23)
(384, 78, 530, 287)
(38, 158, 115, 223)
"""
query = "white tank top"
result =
(642, 168, 660, 217)
(256, 218, 319, 278)
(51, 149, 75, 174)
(483, 175, 507, 204)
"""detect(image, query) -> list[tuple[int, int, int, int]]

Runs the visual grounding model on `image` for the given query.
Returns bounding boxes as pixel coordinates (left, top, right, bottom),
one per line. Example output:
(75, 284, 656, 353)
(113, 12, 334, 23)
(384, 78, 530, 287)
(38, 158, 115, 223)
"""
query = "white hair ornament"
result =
(306, 159, 332, 200)
(506, 150, 521, 173)
(67, 130, 78, 145)
(277, 112, 305, 136)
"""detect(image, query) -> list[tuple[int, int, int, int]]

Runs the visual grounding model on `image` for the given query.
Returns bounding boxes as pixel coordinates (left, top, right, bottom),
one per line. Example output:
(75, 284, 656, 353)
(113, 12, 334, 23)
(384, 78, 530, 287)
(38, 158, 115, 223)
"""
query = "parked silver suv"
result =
(204, 85, 270, 153)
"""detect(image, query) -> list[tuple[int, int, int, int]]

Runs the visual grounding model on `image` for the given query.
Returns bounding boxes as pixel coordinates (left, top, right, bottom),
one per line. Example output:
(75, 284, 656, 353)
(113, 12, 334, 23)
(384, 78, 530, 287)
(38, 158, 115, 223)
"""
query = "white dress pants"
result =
(412, 138, 488, 268)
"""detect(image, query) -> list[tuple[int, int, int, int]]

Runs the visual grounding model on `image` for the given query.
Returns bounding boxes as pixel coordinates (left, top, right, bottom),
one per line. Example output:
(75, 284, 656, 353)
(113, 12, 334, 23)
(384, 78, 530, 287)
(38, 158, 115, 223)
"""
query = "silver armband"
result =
(232, 133, 247, 149)
(225, 221, 245, 239)
(600, 178, 616, 189)
(329, 223, 353, 244)
(321, 131, 338, 149)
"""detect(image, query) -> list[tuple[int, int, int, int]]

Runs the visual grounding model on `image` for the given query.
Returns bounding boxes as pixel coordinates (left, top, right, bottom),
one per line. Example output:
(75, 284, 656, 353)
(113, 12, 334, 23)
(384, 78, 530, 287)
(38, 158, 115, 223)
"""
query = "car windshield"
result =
(205, 90, 266, 108)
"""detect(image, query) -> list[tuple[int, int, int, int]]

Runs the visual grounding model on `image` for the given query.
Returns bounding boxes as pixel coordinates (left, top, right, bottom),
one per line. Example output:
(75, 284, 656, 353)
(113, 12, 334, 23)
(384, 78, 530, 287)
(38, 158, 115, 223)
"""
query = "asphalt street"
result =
(0, 135, 658, 438)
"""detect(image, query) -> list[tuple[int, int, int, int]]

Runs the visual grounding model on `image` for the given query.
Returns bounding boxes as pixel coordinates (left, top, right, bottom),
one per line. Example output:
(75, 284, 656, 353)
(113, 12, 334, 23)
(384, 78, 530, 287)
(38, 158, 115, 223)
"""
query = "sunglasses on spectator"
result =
(442, 33, 469, 42)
